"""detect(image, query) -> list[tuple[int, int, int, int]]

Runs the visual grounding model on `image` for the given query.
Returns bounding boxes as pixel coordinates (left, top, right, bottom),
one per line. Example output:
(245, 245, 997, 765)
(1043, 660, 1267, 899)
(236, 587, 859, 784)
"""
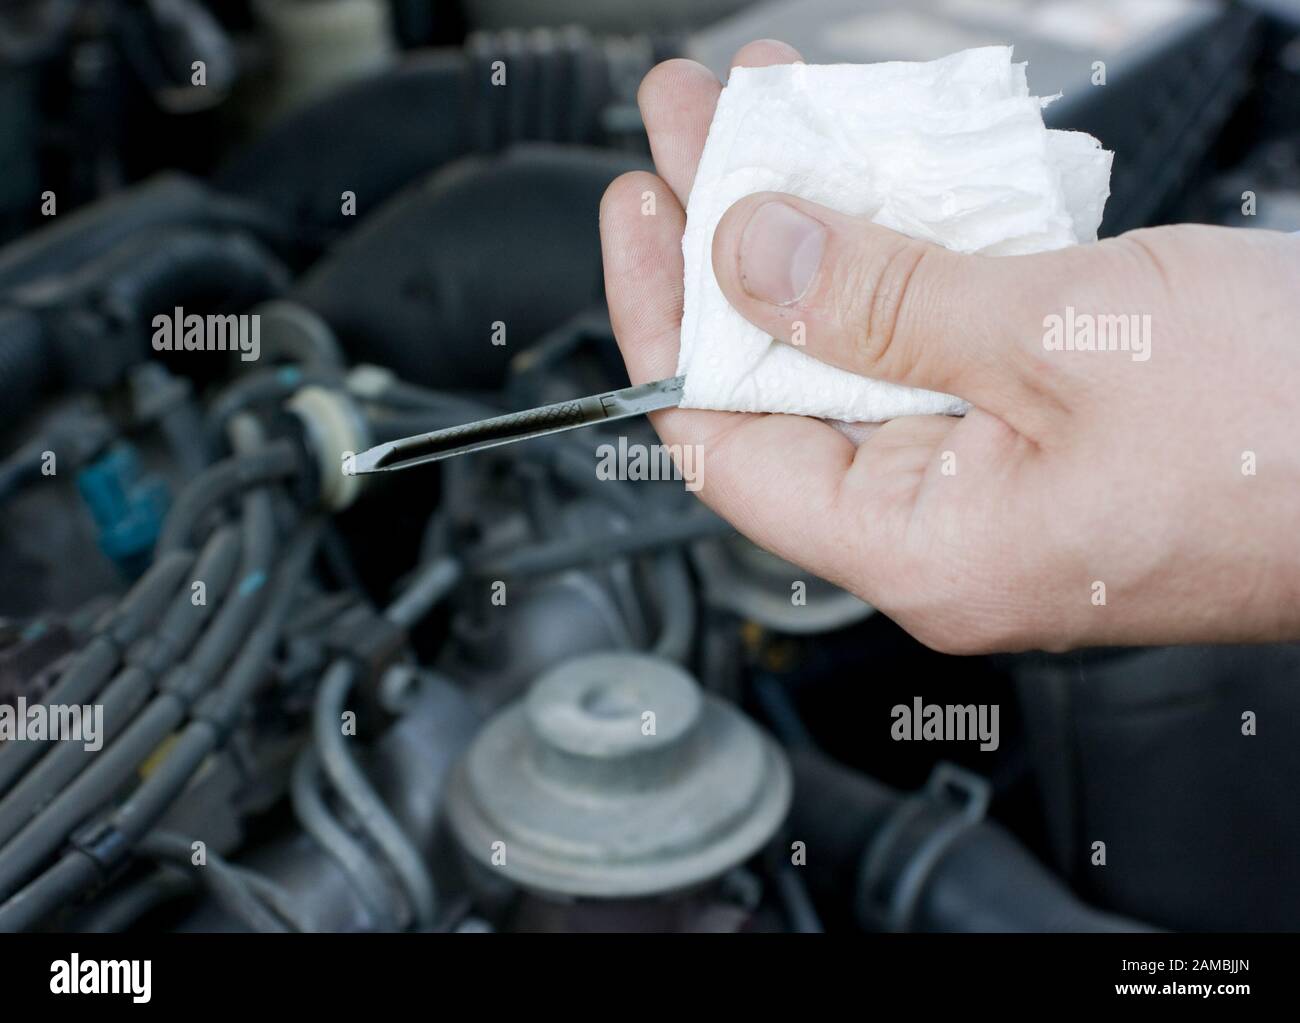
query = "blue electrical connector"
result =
(76, 444, 170, 578)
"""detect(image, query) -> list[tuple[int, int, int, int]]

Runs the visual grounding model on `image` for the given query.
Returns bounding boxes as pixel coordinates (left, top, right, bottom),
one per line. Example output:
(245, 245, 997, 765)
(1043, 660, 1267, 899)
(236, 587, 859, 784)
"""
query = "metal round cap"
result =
(445, 652, 792, 899)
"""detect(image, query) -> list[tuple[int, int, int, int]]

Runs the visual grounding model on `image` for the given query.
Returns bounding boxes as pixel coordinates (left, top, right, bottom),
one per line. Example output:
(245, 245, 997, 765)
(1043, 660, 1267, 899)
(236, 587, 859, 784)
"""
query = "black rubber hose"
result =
(0, 527, 240, 848)
(384, 556, 461, 630)
(788, 749, 1153, 933)
(0, 522, 322, 932)
(0, 854, 99, 933)
(0, 174, 291, 294)
(0, 701, 180, 908)
(910, 821, 1155, 933)
(212, 33, 626, 238)
(473, 512, 734, 579)
(649, 554, 695, 663)
(95, 548, 199, 648)
(0, 444, 45, 503)
(96, 230, 288, 322)
(282, 554, 465, 932)
(291, 146, 648, 392)
(0, 409, 113, 504)
(139, 519, 322, 768)
(0, 642, 115, 757)
(787, 749, 898, 908)
(16, 229, 290, 395)
(155, 440, 300, 555)
(314, 661, 437, 929)
(774, 865, 824, 934)
(190, 495, 278, 670)
(0, 491, 276, 902)
(546, 443, 695, 659)
(0, 307, 48, 422)
(367, 379, 495, 417)
(291, 747, 399, 931)
(0, 0, 78, 63)
(0, 548, 194, 796)
(203, 365, 340, 456)
(212, 54, 473, 233)
(134, 832, 304, 934)
(71, 868, 195, 933)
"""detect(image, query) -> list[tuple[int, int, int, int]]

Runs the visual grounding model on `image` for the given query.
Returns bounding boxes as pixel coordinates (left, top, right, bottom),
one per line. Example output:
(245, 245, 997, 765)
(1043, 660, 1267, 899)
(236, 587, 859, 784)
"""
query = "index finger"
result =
(638, 40, 805, 206)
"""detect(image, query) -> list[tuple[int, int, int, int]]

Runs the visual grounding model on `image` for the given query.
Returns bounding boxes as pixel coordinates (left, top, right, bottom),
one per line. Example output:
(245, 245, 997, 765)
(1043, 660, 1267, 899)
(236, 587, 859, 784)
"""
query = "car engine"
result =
(0, 0, 1298, 938)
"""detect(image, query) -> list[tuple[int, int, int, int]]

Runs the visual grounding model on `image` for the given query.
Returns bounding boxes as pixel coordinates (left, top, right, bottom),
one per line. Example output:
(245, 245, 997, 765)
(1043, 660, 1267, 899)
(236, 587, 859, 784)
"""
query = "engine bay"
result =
(0, 0, 1298, 938)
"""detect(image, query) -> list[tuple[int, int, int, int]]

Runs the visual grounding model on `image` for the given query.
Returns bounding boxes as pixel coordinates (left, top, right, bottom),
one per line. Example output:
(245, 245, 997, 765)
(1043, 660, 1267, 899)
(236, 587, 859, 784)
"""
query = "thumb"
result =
(709, 191, 1078, 417)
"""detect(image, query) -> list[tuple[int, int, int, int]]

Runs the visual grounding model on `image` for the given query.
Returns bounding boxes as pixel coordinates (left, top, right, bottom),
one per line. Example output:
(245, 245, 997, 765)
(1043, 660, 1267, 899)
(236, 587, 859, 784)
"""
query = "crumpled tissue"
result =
(677, 46, 1112, 422)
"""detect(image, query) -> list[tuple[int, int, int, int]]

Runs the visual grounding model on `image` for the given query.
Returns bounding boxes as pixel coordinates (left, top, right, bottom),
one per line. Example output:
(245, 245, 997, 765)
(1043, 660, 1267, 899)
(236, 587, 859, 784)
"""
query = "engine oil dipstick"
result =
(349, 375, 686, 474)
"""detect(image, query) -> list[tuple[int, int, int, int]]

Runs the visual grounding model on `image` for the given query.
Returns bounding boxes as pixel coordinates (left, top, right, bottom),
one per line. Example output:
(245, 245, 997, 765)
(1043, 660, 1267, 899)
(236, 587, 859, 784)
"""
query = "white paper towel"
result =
(677, 46, 1113, 422)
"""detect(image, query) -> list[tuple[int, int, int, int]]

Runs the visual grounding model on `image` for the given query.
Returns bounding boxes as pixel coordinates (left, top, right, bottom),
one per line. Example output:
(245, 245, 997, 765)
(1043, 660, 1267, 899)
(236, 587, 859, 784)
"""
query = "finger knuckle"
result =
(845, 240, 933, 376)
(1113, 228, 1175, 295)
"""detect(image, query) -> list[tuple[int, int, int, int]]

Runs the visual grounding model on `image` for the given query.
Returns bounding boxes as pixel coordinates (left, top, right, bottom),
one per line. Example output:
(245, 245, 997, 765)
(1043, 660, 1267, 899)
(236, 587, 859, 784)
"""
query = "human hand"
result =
(599, 39, 1300, 653)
